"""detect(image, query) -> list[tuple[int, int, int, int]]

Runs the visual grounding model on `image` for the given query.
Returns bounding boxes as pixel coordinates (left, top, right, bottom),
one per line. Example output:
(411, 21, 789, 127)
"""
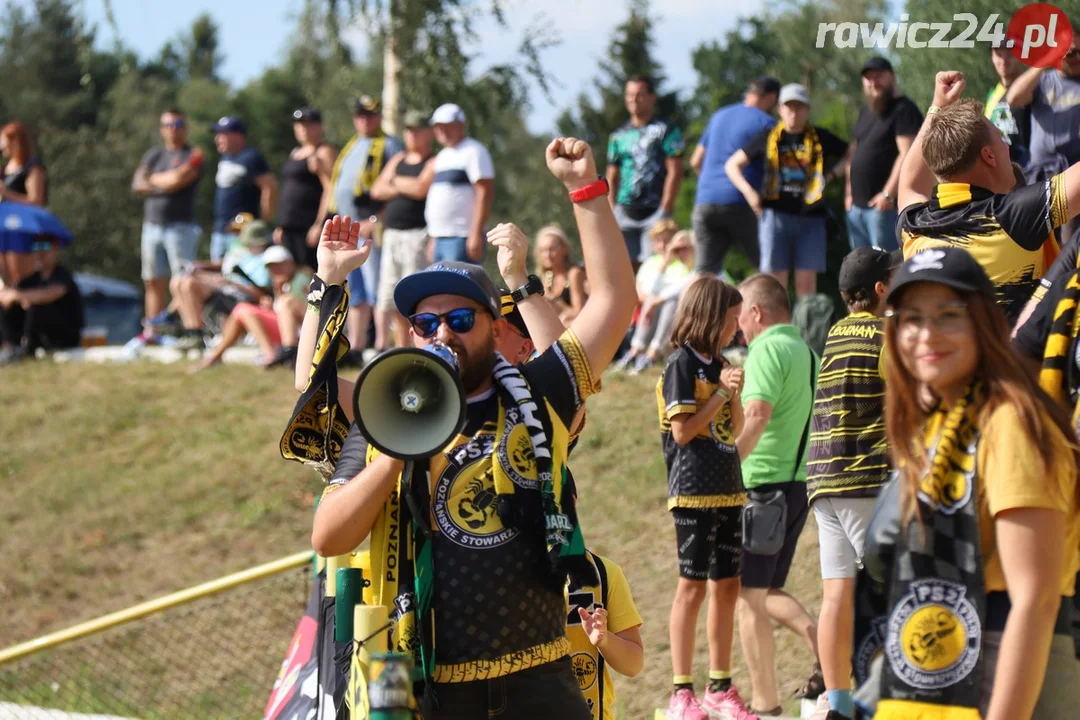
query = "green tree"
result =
(556, 0, 680, 168)
(183, 14, 223, 83)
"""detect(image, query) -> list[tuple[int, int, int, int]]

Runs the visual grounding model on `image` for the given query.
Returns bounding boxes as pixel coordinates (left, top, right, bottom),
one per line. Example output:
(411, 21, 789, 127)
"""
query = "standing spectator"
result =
(1006, 27, 1080, 244)
(733, 273, 822, 717)
(533, 223, 587, 324)
(0, 121, 49, 285)
(985, 46, 1031, 169)
(726, 84, 849, 298)
(210, 116, 277, 263)
(607, 75, 685, 272)
(0, 238, 82, 363)
(327, 95, 403, 359)
(275, 107, 337, 271)
(896, 73, 1072, 327)
(132, 108, 204, 329)
(804, 248, 892, 720)
(846, 57, 923, 252)
(690, 76, 780, 275)
(370, 109, 434, 348)
(424, 102, 495, 264)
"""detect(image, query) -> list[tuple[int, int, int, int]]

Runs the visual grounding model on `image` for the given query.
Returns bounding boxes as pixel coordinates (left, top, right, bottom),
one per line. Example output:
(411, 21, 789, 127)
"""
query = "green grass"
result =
(1, 361, 822, 718)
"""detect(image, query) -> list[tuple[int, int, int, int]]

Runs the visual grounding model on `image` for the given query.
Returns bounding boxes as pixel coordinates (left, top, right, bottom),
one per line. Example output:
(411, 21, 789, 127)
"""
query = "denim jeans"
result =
(433, 236, 469, 263)
(846, 205, 899, 252)
(210, 231, 235, 264)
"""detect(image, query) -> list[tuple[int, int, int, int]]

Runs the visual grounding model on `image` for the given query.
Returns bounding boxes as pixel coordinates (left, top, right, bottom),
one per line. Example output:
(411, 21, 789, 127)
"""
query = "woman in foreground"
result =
(867, 246, 1080, 720)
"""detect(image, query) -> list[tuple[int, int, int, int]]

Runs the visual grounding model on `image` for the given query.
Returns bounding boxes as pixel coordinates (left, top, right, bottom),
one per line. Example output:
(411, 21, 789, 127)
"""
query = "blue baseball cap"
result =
(210, 116, 246, 134)
(394, 261, 502, 318)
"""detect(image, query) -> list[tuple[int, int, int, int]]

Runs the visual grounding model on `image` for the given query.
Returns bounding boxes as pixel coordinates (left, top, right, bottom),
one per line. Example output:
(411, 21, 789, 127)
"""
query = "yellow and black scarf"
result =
(280, 281, 594, 711)
(762, 120, 825, 207)
(855, 385, 987, 720)
(1039, 271, 1080, 431)
(327, 133, 387, 213)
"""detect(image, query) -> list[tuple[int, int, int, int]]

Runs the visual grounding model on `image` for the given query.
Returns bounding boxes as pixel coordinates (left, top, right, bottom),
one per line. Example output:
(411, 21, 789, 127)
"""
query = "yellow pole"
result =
(0, 550, 314, 667)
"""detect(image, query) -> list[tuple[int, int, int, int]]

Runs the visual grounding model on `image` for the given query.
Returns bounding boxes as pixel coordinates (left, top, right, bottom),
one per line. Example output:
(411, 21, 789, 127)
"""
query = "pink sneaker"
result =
(701, 685, 759, 720)
(667, 688, 709, 720)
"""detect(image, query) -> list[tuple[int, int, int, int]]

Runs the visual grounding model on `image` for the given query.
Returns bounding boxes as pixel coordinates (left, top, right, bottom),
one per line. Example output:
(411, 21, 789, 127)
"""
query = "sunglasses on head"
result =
(160, 120, 185, 129)
(409, 308, 477, 338)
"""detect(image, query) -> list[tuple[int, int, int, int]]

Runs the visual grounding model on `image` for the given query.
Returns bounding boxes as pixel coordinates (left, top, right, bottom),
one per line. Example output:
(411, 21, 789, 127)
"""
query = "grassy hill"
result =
(1, 360, 821, 718)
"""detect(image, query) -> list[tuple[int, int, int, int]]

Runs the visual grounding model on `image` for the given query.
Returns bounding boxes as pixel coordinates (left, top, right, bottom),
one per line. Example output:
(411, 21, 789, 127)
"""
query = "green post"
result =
(334, 567, 365, 643)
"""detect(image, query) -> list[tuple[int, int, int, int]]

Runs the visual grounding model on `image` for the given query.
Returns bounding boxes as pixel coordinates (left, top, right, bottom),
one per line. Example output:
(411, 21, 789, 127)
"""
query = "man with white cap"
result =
(425, 103, 495, 263)
(725, 83, 849, 298)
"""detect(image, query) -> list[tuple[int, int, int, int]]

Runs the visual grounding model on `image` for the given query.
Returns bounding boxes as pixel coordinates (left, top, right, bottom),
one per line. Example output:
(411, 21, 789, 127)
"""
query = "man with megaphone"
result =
(282, 137, 638, 719)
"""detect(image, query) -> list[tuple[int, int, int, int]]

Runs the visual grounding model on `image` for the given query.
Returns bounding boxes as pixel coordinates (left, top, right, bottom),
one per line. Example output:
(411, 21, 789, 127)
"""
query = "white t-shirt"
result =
(424, 137, 494, 238)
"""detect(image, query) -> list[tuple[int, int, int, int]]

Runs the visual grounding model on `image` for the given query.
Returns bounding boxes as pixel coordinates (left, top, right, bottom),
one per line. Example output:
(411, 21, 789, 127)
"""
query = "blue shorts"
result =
(347, 243, 381, 307)
(141, 222, 200, 280)
(433, 236, 469, 263)
(758, 208, 827, 273)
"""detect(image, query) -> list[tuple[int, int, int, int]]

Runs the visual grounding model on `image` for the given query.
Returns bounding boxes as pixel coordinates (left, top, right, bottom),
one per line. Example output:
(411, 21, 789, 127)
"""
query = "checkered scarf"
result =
(855, 385, 987, 720)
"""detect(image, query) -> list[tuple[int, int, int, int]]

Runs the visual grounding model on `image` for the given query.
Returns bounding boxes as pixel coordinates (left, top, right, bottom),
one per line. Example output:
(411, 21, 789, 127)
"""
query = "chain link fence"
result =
(0, 564, 311, 720)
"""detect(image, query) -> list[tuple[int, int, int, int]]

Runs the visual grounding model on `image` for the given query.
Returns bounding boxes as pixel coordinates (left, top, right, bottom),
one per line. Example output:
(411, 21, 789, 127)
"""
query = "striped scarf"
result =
(761, 120, 825, 207)
(1039, 272, 1080, 426)
(327, 133, 388, 214)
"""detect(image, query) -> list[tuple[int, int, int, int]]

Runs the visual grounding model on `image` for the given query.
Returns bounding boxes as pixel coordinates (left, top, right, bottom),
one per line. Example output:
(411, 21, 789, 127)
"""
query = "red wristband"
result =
(568, 177, 609, 203)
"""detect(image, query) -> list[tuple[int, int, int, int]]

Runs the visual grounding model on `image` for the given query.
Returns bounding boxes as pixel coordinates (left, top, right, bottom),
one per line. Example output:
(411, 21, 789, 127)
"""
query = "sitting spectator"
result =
(534, 223, 588, 324)
(171, 220, 274, 349)
(613, 220, 693, 374)
(0, 121, 49, 285)
(193, 245, 310, 371)
(0, 237, 82, 363)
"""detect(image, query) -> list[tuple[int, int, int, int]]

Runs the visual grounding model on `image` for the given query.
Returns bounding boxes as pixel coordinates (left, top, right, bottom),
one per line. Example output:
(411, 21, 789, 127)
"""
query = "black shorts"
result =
(691, 203, 760, 274)
(740, 481, 809, 589)
(672, 507, 743, 581)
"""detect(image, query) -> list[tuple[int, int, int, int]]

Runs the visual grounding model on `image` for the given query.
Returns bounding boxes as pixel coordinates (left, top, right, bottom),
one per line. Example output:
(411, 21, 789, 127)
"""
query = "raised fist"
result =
(546, 137, 598, 191)
(932, 71, 966, 109)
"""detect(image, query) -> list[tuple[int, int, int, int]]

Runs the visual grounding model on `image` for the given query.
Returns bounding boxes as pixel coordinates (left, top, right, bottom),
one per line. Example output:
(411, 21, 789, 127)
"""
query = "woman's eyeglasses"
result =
(886, 301, 970, 336)
(409, 308, 477, 338)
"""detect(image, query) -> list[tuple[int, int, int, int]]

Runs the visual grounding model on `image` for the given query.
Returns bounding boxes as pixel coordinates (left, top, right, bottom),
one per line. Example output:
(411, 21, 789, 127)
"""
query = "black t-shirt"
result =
(743, 126, 849, 216)
(141, 147, 201, 225)
(328, 331, 597, 677)
(213, 147, 270, 231)
(28, 265, 84, 336)
(1014, 265, 1079, 364)
(655, 346, 745, 509)
(850, 96, 923, 207)
(382, 155, 430, 231)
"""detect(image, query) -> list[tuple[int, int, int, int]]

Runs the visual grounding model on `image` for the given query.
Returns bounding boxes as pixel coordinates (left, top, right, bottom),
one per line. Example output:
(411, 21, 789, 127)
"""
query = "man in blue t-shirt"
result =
(210, 116, 278, 262)
(690, 77, 780, 275)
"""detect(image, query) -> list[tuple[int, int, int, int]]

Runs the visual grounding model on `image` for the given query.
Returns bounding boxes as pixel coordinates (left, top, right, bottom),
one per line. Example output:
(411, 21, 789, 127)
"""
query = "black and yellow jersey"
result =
(806, 313, 889, 504)
(898, 176, 1069, 324)
(656, 346, 746, 509)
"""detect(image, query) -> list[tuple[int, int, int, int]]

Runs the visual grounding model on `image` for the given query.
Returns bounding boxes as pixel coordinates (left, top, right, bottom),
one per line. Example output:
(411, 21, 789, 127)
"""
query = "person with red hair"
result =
(0, 121, 49, 285)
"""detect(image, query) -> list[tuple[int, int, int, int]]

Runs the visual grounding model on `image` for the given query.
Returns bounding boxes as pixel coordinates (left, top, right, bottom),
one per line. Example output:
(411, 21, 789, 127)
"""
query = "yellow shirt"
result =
(565, 554, 643, 720)
(925, 403, 1080, 595)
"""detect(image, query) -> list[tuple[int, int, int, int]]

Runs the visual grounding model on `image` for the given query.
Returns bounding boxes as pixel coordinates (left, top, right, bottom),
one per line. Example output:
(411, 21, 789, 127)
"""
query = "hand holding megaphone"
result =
(353, 342, 467, 461)
(316, 215, 373, 286)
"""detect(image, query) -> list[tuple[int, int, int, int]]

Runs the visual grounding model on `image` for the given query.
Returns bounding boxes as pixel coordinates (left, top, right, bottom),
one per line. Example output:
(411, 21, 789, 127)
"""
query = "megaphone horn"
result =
(352, 343, 468, 461)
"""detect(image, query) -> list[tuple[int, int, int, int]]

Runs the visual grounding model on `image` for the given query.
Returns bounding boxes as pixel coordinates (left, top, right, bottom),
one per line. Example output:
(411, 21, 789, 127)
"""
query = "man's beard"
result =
(865, 88, 891, 114)
(449, 333, 497, 394)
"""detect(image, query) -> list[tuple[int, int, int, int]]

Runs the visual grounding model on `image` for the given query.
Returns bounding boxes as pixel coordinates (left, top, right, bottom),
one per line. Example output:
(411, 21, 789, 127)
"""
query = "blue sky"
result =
(63, 0, 768, 135)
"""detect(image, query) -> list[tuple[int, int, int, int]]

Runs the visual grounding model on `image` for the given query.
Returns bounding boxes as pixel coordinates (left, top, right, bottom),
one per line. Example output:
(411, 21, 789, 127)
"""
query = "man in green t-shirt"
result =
(733, 273, 821, 715)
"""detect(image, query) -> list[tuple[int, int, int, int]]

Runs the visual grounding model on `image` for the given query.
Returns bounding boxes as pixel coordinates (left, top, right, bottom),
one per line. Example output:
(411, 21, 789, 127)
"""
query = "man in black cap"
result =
(845, 56, 923, 253)
(689, 76, 781, 275)
(275, 108, 338, 271)
(804, 246, 892, 720)
(289, 137, 637, 718)
(210, 115, 277, 263)
(324, 94, 404, 361)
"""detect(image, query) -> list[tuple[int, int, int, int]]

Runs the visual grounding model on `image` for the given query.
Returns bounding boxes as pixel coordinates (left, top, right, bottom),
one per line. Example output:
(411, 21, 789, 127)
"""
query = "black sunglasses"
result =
(409, 308, 477, 338)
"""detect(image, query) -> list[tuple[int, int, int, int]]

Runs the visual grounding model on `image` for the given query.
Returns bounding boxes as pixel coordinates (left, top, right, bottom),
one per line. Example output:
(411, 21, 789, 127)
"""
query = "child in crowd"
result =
(657, 276, 754, 720)
(615, 220, 694, 374)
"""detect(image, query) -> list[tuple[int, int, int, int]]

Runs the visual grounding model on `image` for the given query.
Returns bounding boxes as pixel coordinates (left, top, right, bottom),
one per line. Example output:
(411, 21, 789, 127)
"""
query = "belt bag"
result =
(742, 350, 817, 556)
(742, 489, 787, 555)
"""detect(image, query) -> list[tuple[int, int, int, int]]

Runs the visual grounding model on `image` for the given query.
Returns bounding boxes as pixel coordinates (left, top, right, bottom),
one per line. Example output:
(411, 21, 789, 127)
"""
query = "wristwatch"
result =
(510, 275, 544, 303)
(883, 192, 895, 204)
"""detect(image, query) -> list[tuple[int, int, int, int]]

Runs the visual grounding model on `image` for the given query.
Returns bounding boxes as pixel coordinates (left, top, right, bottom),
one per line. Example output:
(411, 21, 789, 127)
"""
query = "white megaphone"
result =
(352, 342, 467, 461)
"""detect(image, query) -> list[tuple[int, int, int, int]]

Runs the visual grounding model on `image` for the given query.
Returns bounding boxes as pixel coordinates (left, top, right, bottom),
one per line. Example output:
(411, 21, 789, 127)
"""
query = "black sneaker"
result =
(825, 712, 853, 720)
(174, 333, 206, 351)
(264, 345, 298, 369)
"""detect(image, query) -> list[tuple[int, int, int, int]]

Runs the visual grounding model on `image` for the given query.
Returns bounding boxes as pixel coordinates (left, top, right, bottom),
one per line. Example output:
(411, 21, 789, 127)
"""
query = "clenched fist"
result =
(932, 71, 966, 110)
(487, 223, 530, 289)
(546, 137, 598, 192)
